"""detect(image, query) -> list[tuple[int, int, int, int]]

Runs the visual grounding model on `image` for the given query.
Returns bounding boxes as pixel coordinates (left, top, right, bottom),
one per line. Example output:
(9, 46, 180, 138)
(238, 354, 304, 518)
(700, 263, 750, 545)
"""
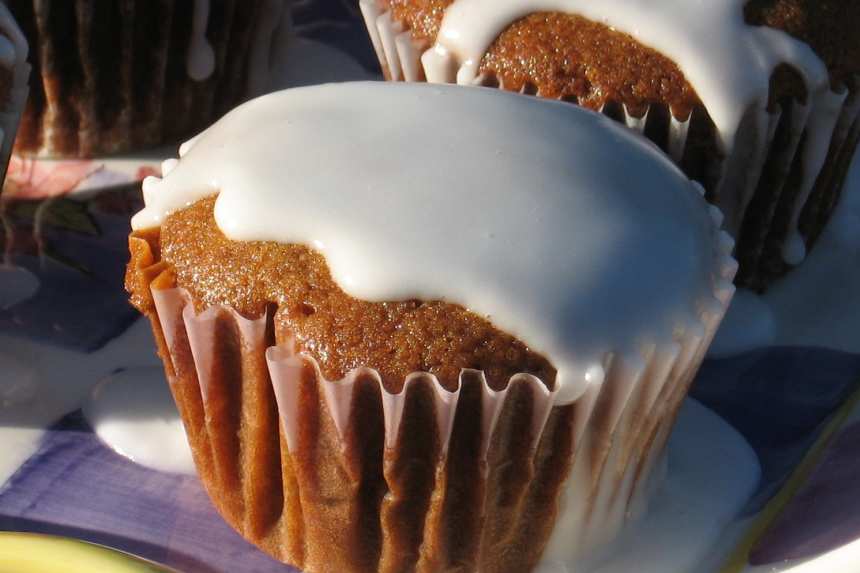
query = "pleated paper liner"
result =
(7, 0, 290, 158)
(126, 208, 735, 572)
(359, 1, 860, 291)
(744, 81, 860, 288)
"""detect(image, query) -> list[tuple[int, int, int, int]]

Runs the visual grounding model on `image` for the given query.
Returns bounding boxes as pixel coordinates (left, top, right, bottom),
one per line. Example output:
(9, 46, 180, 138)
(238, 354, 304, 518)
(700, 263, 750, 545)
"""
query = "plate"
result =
(0, 532, 174, 573)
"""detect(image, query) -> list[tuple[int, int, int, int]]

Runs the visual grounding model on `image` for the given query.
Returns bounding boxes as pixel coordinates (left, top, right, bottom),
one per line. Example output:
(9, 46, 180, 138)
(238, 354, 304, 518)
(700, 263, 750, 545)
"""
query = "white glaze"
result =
(375, 0, 844, 264)
(186, 0, 216, 82)
(83, 368, 195, 475)
(424, 0, 828, 149)
(0, 319, 161, 489)
(0, 24, 854, 568)
(133, 82, 728, 404)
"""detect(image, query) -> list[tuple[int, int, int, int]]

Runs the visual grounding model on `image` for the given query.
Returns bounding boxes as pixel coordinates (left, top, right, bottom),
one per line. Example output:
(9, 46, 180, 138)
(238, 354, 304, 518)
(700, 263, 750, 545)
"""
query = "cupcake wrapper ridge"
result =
(128, 201, 736, 572)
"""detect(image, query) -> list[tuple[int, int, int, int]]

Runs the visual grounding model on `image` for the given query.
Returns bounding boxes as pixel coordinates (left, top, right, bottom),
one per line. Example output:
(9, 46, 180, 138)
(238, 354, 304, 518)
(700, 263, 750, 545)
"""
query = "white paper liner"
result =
(138, 216, 736, 569)
(360, 0, 859, 273)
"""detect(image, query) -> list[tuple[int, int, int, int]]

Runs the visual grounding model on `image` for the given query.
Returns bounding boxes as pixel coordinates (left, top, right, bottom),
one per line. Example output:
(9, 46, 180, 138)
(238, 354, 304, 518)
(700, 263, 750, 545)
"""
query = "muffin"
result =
(360, 0, 860, 290)
(0, 2, 29, 184)
(7, 0, 293, 158)
(125, 82, 736, 572)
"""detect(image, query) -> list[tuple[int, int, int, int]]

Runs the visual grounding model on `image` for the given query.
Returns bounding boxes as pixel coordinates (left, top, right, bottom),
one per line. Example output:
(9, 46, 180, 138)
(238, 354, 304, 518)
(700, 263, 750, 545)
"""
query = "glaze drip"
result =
(425, 0, 828, 148)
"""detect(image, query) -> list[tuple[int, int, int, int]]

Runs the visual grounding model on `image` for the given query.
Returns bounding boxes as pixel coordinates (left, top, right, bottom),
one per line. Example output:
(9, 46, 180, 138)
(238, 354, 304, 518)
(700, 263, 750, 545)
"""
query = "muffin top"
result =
(417, 0, 831, 149)
(133, 82, 727, 403)
(389, 0, 858, 88)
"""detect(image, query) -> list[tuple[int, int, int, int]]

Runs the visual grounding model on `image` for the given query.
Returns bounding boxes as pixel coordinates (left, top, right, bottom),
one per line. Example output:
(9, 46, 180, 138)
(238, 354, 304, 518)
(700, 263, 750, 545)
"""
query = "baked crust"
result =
(377, 0, 859, 291)
(127, 196, 556, 392)
(125, 202, 695, 572)
(385, 1, 702, 118)
(386, 0, 859, 95)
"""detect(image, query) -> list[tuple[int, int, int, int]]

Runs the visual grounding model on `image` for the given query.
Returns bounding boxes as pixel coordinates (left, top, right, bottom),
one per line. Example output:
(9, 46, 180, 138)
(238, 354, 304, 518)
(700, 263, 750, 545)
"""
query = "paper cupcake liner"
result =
(9, 0, 291, 158)
(127, 202, 736, 572)
(737, 82, 860, 289)
(360, 1, 858, 290)
(800, 82, 860, 243)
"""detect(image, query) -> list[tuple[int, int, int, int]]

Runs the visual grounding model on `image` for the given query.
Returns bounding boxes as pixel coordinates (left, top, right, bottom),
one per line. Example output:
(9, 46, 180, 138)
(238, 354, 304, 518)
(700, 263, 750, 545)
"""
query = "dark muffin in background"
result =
(361, 0, 860, 290)
(7, 0, 292, 158)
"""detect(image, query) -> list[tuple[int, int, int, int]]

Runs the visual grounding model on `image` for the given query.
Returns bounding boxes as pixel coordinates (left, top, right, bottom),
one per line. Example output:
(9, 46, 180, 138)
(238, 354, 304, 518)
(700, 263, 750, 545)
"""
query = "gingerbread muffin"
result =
(126, 83, 736, 572)
(0, 3, 28, 184)
(7, 0, 292, 158)
(360, 0, 860, 290)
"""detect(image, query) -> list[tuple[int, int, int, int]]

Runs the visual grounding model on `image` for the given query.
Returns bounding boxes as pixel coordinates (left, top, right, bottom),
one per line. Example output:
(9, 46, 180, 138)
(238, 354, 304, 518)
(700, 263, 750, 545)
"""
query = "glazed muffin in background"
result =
(0, 2, 28, 184)
(361, 0, 860, 290)
(126, 82, 736, 572)
(7, 0, 292, 158)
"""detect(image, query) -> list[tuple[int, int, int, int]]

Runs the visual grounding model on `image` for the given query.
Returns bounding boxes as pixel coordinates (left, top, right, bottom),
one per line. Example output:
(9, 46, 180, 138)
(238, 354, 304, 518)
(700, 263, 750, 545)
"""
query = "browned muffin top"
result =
(142, 196, 556, 392)
(385, 0, 701, 118)
(479, 13, 699, 118)
(384, 0, 857, 116)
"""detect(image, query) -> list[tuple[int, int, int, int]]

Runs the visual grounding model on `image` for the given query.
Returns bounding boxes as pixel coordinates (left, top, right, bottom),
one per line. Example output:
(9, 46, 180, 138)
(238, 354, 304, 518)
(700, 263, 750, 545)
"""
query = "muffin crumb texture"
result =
(133, 196, 556, 392)
(386, 0, 859, 91)
(386, 1, 702, 118)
